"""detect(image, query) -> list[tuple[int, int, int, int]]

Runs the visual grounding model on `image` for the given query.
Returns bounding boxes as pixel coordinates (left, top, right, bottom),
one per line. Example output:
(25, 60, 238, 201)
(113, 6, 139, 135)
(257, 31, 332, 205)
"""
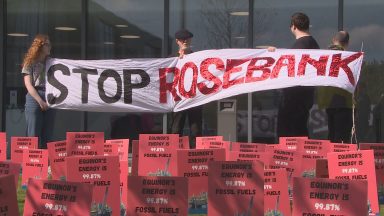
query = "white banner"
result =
(46, 49, 364, 112)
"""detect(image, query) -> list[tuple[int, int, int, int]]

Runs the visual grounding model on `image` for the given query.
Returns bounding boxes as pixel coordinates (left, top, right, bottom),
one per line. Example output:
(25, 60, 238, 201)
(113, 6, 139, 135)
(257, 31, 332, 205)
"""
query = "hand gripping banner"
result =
(46, 49, 364, 112)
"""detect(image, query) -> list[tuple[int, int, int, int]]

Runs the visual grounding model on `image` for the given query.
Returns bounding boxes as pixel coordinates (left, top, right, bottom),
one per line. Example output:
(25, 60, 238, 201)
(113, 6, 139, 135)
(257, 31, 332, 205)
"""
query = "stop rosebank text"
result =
(45, 49, 363, 112)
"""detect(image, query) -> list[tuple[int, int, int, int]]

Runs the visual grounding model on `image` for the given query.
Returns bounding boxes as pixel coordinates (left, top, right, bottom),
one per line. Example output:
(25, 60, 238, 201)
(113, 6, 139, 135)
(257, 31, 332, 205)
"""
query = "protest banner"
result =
(292, 177, 368, 216)
(360, 143, 384, 204)
(66, 132, 104, 156)
(0, 175, 19, 215)
(0, 161, 20, 186)
(23, 179, 93, 216)
(208, 160, 264, 216)
(177, 148, 225, 215)
(138, 134, 179, 176)
(105, 139, 129, 161)
(66, 155, 120, 216)
(11, 136, 38, 164)
(127, 176, 188, 215)
(46, 49, 364, 112)
(21, 149, 48, 188)
(264, 169, 290, 216)
(328, 150, 378, 215)
(131, 140, 139, 176)
(47, 140, 67, 180)
(0, 132, 5, 161)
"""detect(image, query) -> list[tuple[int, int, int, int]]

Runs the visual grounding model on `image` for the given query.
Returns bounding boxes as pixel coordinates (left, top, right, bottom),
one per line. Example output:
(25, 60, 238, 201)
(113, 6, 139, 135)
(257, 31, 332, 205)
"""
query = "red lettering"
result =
(245, 57, 275, 82)
(329, 52, 363, 86)
(297, 54, 329, 76)
(198, 58, 223, 94)
(271, 55, 295, 78)
(159, 67, 181, 103)
(223, 59, 249, 89)
(179, 62, 198, 98)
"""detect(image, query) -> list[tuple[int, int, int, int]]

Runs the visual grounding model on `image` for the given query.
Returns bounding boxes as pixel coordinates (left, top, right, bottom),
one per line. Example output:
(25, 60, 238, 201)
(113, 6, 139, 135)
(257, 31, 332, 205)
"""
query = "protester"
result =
(318, 31, 353, 143)
(22, 34, 54, 149)
(170, 29, 202, 148)
(277, 12, 320, 137)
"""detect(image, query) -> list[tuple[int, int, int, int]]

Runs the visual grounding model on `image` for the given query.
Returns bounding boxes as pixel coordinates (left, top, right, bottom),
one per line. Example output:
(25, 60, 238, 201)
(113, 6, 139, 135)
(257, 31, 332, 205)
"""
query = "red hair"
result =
(22, 34, 49, 68)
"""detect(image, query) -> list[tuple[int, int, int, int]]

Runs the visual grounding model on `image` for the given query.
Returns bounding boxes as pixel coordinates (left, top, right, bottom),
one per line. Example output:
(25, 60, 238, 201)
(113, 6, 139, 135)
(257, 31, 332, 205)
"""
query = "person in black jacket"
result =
(170, 29, 202, 148)
(277, 12, 320, 137)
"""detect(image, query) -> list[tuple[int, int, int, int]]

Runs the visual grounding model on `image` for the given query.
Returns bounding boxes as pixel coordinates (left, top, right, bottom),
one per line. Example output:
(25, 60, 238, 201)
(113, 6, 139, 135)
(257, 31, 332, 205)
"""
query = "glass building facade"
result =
(1, 0, 383, 145)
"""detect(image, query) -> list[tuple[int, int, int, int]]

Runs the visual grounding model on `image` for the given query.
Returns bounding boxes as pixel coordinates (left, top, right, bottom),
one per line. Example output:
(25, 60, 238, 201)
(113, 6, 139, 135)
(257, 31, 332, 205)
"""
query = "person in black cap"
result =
(174, 29, 194, 58)
(170, 29, 202, 148)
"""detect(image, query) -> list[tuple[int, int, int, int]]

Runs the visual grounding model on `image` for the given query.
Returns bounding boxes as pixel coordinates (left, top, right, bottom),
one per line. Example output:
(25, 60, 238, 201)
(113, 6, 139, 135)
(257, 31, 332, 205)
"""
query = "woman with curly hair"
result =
(22, 34, 53, 149)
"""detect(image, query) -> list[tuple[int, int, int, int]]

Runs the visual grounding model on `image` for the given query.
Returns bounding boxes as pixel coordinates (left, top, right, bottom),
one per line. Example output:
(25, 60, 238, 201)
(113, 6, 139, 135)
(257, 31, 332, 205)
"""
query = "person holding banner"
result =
(22, 34, 54, 149)
(317, 31, 353, 143)
(277, 12, 320, 137)
(170, 29, 202, 148)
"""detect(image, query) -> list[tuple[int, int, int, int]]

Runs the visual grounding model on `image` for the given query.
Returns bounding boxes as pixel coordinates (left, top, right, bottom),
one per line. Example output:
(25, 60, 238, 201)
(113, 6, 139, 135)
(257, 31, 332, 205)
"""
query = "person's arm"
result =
(23, 74, 48, 111)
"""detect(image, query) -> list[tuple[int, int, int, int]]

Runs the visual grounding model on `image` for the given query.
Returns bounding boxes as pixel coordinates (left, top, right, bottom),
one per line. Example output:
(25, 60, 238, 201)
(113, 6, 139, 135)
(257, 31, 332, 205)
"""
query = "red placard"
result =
(127, 176, 188, 215)
(297, 139, 331, 156)
(292, 177, 368, 216)
(23, 179, 93, 215)
(47, 141, 67, 180)
(230, 142, 266, 152)
(196, 136, 223, 149)
(0, 175, 19, 215)
(208, 161, 264, 216)
(104, 143, 119, 156)
(11, 136, 38, 164)
(179, 136, 189, 149)
(131, 140, 139, 176)
(66, 155, 120, 216)
(138, 134, 179, 176)
(0, 161, 20, 186)
(228, 151, 266, 164)
(315, 159, 329, 178)
(279, 136, 307, 150)
(265, 148, 302, 182)
(201, 140, 230, 150)
(331, 143, 357, 152)
(66, 132, 104, 156)
(360, 143, 384, 204)
(328, 150, 378, 215)
(105, 139, 129, 161)
(177, 148, 225, 214)
(264, 169, 290, 216)
(0, 132, 6, 161)
(120, 160, 129, 213)
(297, 140, 331, 179)
(21, 149, 48, 188)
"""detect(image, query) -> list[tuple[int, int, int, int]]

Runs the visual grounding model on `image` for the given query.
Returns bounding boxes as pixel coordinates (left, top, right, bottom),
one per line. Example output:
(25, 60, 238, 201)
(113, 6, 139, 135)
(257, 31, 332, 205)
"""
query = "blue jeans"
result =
(25, 90, 54, 149)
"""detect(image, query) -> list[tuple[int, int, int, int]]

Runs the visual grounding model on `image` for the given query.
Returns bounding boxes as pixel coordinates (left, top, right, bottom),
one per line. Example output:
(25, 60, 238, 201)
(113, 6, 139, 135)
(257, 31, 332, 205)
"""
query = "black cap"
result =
(175, 29, 193, 40)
